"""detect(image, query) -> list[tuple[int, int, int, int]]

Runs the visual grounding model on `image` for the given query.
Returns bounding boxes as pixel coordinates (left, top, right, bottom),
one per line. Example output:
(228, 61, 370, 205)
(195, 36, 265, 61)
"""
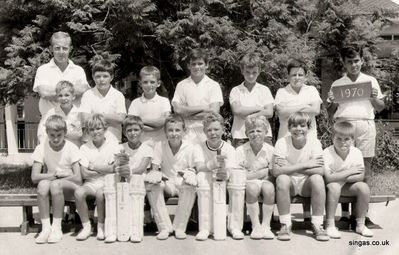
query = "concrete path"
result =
(1, 201, 398, 255)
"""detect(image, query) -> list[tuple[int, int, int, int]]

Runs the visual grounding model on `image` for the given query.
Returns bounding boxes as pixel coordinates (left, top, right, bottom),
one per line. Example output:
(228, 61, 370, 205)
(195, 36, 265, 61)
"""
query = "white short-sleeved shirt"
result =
(229, 83, 274, 138)
(236, 142, 274, 179)
(329, 73, 383, 120)
(37, 105, 83, 146)
(194, 140, 237, 169)
(172, 75, 223, 129)
(323, 145, 364, 185)
(273, 135, 323, 178)
(31, 140, 80, 176)
(80, 138, 121, 181)
(274, 84, 322, 139)
(121, 142, 153, 171)
(80, 86, 126, 142)
(33, 59, 89, 116)
(153, 140, 200, 179)
(128, 94, 171, 143)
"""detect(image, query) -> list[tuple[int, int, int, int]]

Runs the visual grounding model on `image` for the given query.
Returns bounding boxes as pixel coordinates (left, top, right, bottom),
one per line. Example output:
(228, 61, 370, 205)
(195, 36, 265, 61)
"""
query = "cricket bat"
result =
(213, 148, 227, 240)
(117, 177, 130, 242)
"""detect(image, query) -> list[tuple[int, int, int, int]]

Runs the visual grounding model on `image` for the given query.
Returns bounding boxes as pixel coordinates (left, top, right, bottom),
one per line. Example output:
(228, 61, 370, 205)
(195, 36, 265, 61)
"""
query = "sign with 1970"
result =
(331, 81, 372, 103)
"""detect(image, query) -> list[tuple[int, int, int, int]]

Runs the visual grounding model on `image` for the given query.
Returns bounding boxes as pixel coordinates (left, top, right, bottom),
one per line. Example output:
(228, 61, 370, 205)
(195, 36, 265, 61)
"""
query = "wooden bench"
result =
(0, 193, 395, 234)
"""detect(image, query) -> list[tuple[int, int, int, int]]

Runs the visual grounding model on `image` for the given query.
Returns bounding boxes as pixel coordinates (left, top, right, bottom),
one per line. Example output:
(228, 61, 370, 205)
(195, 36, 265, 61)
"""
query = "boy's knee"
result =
(326, 183, 341, 197)
(309, 174, 325, 189)
(246, 183, 260, 197)
(276, 175, 290, 190)
(74, 188, 86, 201)
(37, 180, 51, 196)
(356, 182, 370, 196)
(50, 180, 63, 194)
(261, 182, 275, 196)
(95, 190, 105, 202)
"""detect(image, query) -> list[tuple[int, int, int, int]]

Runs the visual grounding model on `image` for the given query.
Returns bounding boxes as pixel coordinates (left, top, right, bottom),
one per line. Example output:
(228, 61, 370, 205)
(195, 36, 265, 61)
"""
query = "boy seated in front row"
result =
(324, 121, 373, 238)
(31, 115, 82, 244)
(272, 112, 329, 241)
(195, 113, 246, 240)
(145, 114, 199, 240)
(128, 66, 171, 147)
(108, 115, 153, 243)
(236, 116, 275, 239)
(74, 114, 121, 242)
(37, 80, 84, 147)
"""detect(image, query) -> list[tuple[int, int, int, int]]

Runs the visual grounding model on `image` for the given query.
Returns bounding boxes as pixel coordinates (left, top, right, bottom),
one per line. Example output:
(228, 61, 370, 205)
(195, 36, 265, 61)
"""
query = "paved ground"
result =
(1, 201, 399, 255)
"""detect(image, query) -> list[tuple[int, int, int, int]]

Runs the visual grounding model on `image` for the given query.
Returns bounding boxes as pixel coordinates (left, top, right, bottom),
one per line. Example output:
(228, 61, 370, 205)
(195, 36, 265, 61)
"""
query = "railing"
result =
(17, 128, 38, 152)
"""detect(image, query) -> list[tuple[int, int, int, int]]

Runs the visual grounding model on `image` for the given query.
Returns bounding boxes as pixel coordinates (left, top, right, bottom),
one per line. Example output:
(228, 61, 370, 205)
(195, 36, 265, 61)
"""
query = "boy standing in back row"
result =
(172, 48, 224, 143)
(327, 45, 385, 225)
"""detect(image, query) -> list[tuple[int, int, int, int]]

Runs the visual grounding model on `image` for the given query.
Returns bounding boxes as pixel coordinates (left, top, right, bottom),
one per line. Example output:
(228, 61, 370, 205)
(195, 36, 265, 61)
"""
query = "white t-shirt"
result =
(80, 86, 126, 142)
(194, 140, 238, 169)
(273, 135, 323, 178)
(172, 75, 223, 129)
(323, 145, 364, 185)
(229, 83, 274, 138)
(33, 59, 89, 116)
(121, 142, 153, 171)
(37, 105, 83, 146)
(274, 84, 322, 139)
(236, 142, 274, 179)
(128, 94, 171, 143)
(80, 138, 121, 181)
(31, 140, 80, 176)
(153, 140, 199, 178)
(329, 73, 383, 120)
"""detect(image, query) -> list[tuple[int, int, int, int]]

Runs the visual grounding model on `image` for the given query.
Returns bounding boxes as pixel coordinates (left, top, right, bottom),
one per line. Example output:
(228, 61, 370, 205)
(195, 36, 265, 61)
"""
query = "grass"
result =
(0, 165, 398, 196)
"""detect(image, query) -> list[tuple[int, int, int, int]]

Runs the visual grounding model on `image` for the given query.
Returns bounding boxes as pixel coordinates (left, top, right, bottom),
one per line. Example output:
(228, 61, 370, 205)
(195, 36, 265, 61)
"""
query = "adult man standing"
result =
(33, 31, 89, 120)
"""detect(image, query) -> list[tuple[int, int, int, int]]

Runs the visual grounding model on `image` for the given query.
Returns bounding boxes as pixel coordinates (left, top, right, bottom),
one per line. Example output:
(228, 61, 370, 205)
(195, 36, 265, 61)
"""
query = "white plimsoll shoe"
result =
(35, 229, 51, 244)
(230, 229, 244, 240)
(250, 226, 263, 239)
(76, 227, 91, 241)
(261, 227, 275, 240)
(326, 226, 342, 239)
(156, 229, 170, 240)
(195, 230, 210, 241)
(175, 229, 187, 240)
(356, 226, 373, 237)
(47, 228, 63, 243)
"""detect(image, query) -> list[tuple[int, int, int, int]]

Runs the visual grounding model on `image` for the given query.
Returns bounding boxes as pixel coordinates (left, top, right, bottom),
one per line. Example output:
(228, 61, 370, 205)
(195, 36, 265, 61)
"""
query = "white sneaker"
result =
(261, 227, 275, 240)
(76, 227, 91, 241)
(35, 229, 51, 244)
(96, 227, 105, 241)
(175, 229, 187, 240)
(195, 230, 210, 241)
(356, 226, 373, 237)
(250, 226, 263, 239)
(326, 226, 342, 239)
(47, 228, 63, 243)
(230, 229, 244, 240)
(130, 233, 142, 243)
(156, 229, 170, 240)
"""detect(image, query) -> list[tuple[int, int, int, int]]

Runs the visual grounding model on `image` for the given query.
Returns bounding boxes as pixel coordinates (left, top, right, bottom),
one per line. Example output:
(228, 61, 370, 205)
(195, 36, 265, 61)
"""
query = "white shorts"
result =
(246, 179, 272, 190)
(291, 175, 308, 196)
(83, 179, 105, 193)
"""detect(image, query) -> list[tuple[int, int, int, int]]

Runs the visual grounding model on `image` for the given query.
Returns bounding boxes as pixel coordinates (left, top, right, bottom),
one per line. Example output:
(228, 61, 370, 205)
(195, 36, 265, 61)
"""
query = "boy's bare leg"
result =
(363, 157, 376, 227)
(48, 179, 78, 243)
(276, 175, 292, 241)
(35, 180, 52, 244)
(95, 189, 105, 240)
(343, 182, 373, 237)
(325, 183, 342, 238)
(75, 185, 96, 241)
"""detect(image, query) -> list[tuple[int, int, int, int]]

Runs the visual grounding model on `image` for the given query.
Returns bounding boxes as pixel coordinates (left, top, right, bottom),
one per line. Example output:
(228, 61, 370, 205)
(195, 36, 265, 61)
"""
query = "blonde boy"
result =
(80, 56, 126, 142)
(194, 113, 246, 241)
(236, 116, 275, 239)
(38, 80, 84, 146)
(324, 122, 373, 238)
(74, 114, 120, 242)
(128, 66, 171, 146)
(172, 48, 223, 143)
(104, 115, 153, 243)
(272, 112, 328, 241)
(146, 114, 199, 240)
(229, 53, 274, 147)
(31, 115, 82, 244)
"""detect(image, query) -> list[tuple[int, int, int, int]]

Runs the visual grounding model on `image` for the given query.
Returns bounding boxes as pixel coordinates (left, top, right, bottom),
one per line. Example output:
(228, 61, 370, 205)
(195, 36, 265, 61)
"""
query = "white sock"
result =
(311, 215, 323, 226)
(261, 204, 274, 228)
(246, 202, 261, 228)
(356, 218, 365, 229)
(41, 218, 51, 231)
(82, 221, 91, 230)
(97, 223, 104, 231)
(279, 214, 292, 227)
(52, 218, 62, 230)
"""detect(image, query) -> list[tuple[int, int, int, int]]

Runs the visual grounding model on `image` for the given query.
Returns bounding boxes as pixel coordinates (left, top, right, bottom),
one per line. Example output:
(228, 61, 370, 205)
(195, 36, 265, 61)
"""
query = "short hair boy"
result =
(80, 55, 126, 142)
(274, 58, 322, 140)
(172, 48, 224, 143)
(31, 115, 82, 244)
(229, 53, 274, 147)
(272, 112, 329, 242)
(146, 114, 200, 240)
(327, 45, 385, 224)
(128, 66, 171, 146)
(74, 114, 121, 242)
(194, 112, 246, 240)
(236, 115, 275, 239)
(324, 122, 373, 238)
(38, 80, 84, 146)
